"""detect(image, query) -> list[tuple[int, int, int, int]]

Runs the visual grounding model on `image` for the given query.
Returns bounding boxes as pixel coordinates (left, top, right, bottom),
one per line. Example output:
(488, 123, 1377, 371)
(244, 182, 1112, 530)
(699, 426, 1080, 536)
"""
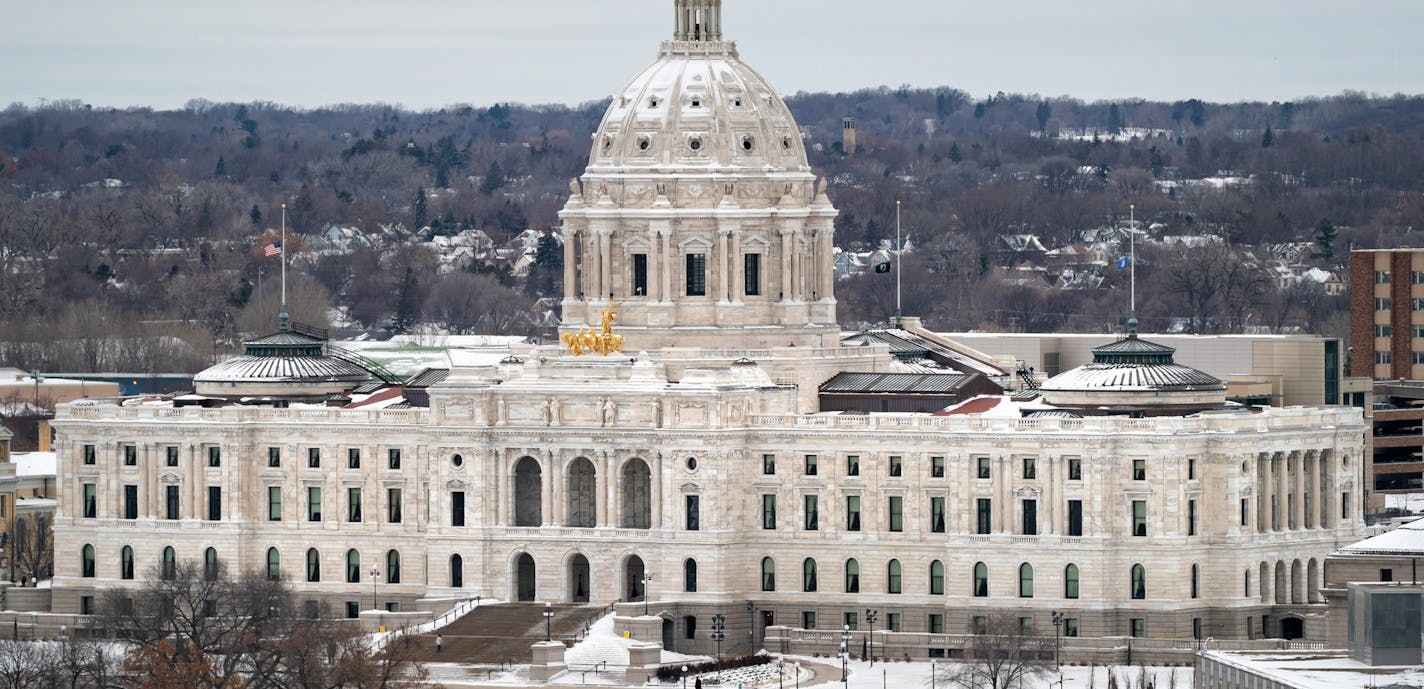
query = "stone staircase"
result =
(408, 603, 608, 665)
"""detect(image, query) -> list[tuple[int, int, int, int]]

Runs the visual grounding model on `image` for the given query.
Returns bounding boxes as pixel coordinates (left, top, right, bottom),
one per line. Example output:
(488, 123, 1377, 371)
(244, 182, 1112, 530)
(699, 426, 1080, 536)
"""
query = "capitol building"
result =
(51, 0, 1364, 652)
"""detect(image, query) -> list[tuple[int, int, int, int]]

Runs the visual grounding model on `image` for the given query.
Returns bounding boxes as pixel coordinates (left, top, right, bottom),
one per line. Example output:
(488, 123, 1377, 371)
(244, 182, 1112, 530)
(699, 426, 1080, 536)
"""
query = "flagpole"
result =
(1128, 203, 1137, 337)
(280, 203, 289, 331)
(895, 200, 902, 328)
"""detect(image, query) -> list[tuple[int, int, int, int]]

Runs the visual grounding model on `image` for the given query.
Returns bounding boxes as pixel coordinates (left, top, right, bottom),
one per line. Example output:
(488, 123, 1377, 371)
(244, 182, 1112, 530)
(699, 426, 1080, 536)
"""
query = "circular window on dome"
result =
(602, 136, 613, 152)
(689, 137, 703, 152)
(452, 454, 464, 468)
(782, 136, 794, 150)
(686, 457, 698, 471)
(637, 135, 652, 152)
(742, 136, 755, 152)
(649, 97, 661, 109)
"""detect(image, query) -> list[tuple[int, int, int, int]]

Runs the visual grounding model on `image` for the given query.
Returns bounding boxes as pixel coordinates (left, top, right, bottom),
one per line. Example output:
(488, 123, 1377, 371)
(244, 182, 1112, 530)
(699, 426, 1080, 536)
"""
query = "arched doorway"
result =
(567, 458, 597, 528)
(1280, 616, 1304, 640)
(1307, 559, 1320, 603)
(1274, 561, 1287, 605)
(570, 554, 591, 603)
(515, 553, 537, 602)
(450, 554, 464, 588)
(625, 555, 646, 602)
(514, 457, 543, 527)
(1290, 560, 1303, 604)
(621, 459, 651, 529)
(661, 617, 675, 649)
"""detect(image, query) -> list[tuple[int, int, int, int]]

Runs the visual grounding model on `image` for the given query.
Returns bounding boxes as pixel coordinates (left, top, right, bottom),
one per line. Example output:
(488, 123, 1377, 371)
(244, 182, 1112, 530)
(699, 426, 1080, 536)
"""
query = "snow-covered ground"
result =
(797, 657, 1192, 689)
(565, 614, 708, 667)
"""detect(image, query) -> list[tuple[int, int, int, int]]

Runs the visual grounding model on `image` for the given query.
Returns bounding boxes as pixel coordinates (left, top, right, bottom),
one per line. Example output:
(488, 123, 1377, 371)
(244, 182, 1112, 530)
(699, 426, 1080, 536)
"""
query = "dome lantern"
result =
(673, 0, 723, 43)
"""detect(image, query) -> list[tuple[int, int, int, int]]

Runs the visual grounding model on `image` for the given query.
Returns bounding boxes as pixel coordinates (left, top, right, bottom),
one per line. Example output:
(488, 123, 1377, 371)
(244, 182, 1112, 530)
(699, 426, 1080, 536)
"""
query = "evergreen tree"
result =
(864, 218, 885, 249)
(1315, 221, 1338, 260)
(525, 232, 564, 298)
(1261, 127, 1275, 148)
(480, 161, 505, 194)
(391, 267, 421, 334)
(413, 187, 428, 229)
(250, 204, 262, 227)
(1108, 103, 1124, 135)
(214, 155, 226, 177)
(1035, 101, 1052, 133)
(435, 161, 450, 189)
(948, 142, 962, 164)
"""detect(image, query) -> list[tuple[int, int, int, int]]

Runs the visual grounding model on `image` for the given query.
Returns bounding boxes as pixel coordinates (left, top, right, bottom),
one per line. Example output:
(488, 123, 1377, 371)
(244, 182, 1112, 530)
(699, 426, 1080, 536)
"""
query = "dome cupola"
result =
(1039, 330, 1228, 416)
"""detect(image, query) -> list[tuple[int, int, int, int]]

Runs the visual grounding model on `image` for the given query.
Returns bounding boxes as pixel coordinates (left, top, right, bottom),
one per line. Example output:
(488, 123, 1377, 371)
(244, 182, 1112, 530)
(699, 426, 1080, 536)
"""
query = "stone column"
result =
(599, 232, 612, 300)
(602, 451, 616, 528)
(651, 453, 664, 529)
(142, 444, 154, 518)
(1275, 453, 1287, 531)
(820, 224, 836, 300)
(563, 229, 578, 300)
(718, 230, 731, 302)
(492, 449, 504, 526)
(1292, 452, 1305, 530)
(732, 229, 744, 301)
(1308, 451, 1319, 529)
(551, 452, 564, 527)
(661, 232, 673, 302)
(780, 230, 792, 301)
(542, 451, 554, 527)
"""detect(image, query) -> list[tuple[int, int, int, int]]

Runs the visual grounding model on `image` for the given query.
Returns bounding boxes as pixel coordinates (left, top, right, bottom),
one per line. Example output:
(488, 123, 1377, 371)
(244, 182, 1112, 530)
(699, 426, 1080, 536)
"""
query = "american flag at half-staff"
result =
(264, 241, 283, 257)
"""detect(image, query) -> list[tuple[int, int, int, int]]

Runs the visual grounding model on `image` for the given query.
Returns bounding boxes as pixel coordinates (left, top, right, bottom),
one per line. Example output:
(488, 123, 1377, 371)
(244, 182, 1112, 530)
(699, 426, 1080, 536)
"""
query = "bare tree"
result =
(935, 613, 1051, 689)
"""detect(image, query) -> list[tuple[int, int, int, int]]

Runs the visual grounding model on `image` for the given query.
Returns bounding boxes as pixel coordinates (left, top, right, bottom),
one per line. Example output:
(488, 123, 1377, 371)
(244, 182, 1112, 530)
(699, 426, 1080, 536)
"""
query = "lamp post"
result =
(544, 602, 554, 642)
(681, 665, 689, 689)
(369, 565, 380, 612)
(777, 657, 785, 689)
(1051, 611, 1063, 672)
(747, 601, 758, 650)
(641, 572, 653, 616)
(711, 614, 726, 662)
(795, 661, 801, 689)
(841, 624, 852, 689)
(864, 609, 879, 666)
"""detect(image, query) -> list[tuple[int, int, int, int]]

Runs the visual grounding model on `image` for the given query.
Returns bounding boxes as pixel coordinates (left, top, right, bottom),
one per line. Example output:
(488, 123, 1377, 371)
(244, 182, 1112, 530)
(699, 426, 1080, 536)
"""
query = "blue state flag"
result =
(1116, 256, 1130, 271)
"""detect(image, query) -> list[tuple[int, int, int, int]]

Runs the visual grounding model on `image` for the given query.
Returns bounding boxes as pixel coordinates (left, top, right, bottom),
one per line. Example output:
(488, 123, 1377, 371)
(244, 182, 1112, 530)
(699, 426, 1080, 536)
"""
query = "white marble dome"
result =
(585, 27, 810, 174)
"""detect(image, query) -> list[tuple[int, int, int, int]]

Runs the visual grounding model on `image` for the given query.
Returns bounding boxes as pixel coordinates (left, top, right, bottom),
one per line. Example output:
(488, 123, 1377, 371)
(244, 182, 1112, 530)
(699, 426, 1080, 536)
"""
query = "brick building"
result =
(1349, 248, 1424, 379)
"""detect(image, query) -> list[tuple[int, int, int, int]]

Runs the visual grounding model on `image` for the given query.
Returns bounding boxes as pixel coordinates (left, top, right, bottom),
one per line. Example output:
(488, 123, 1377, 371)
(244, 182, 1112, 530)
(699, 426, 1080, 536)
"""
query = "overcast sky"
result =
(4, 0, 1422, 110)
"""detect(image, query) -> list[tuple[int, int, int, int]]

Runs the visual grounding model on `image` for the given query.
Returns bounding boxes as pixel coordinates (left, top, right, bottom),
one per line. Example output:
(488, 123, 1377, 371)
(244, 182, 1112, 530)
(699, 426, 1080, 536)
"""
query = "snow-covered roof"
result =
(12, 452, 56, 478)
(1337, 517, 1424, 556)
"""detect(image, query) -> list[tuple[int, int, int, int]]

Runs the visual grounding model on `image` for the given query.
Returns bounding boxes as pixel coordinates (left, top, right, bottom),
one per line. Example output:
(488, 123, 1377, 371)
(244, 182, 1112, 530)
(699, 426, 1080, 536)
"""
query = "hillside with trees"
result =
(1, 89, 1421, 373)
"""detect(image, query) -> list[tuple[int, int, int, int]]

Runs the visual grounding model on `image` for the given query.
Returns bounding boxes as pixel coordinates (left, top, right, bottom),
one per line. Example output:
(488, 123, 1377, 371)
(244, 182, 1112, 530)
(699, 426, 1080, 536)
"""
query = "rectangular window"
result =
(268, 447, 281, 468)
(1068, 457, 1082, 480)
(762, 494, 777, 530)
(762, 454, 776, 475)
(1377, 297, 1393, 311)
(345, 602, 360, 619)
(268, 487, 282, 521)
(451, 491, 466, 527)
(928, 614, 944, 634)
(1414, 298, 1424, 312)
(1193, 618, 1203, 641)
(844, 611, 859, 631)
(388, 448, 401, 470)
(633, 253, 649, 297)
(1241, 498, 1249, 526)
(1019, 617, 1034, 635)
(847, 455, 860, 477)
(1022, 457, 1036, 479)
(804, 454, 818, 476)
(308, 448, 320, 468)
(1414, 352, 1424, 365)
(804, 495, 819, 530)
(123, 445, 137, 466)
(931, 456, 945, 478)
(888, 613, 902, 633)
(972, 616, 987, 635)
(976, 456, 991, 479)
(801, 611, 816, 631)
(1132, 459, 1146, 481)
(930, 497, 946, 533)
(686, 253, 707, 296)
(976, 498, 992, 535)
(1068, 500, 1083, 536)
(888, 496, 904, 532)
(1130, 619, 1146, 638)
(387, 488, 402, 523)
(1188, 499, 1198, 536)
(207, 446, 221, 468)
(744, 253, 761, 296)
(1376, 270, 1392, 284)
(1342, 492, 1351, 520)
(308, 487, 322, 522)
(83, 484, 97, 519)
(889, 455, 903, 477)
(685, 495, 700, 531)
(83, 444, 95, 465)
(1414, 271, 1424, 285)
(846, 496, 861, 531)
(1022, 499, 1038, 536)
(207, 486, 221, 521)
(165, 446, 178, 467)
(165, 485, 180, 520)
(1377, 324, 1394, 338)
(1378, 351, 1393, 365)
(348, 488, 363, 522)
(348, 448, 361, 469)
(1132, 500, 1148, 537)
(123, 485, 138, 520)
(1188, 457, 1197, 480)
(1381, 568, 1394, 582)
(1065, 619, 1079, 637)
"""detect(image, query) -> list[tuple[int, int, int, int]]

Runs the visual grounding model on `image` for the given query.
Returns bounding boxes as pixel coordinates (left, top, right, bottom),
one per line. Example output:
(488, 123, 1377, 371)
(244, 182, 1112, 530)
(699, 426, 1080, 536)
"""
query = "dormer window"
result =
(638, 135, 653, 152)
(691, 98, 702, 108)
(649, 97, 661, 109)
(734, 98, 744, 108)
(742, 136, 755, 152)
(689, 137, 703, 152)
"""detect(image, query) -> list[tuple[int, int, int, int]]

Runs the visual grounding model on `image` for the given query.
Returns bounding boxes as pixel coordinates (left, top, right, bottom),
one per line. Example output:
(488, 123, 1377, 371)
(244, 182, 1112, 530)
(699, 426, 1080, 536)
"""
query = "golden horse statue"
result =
(562, 301, 624, 356)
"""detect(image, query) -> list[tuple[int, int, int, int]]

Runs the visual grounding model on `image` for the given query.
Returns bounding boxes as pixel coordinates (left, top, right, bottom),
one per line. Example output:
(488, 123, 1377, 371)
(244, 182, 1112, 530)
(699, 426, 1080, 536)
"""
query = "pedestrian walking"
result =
(436, 633, 444, 653)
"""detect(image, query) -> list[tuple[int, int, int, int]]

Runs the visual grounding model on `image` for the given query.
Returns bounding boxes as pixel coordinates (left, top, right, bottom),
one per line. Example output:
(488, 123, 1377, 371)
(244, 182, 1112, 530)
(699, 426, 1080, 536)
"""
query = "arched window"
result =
(346, 550, 361, 583)
(684, 559, 697, 593)
(266, 548, 281, 581)
(1191, 564, 1200, 599)
(973, 562, 988, 597)
(386, 550, 401, 584)
(567, 457, 597, 528)
(306, 549, 321, 583)
(120, 546, 134, 580)
(81, 544, 95, 578)
(1065, 564, 1080, 599)
(450, 554, 464, 588)
(803, 558, 818, 593)
(162, 547, 176, 581)
(1018, 563, 1034, 598)
(1131, 564, 1147, 600)
(620, 458, 652, 529)
(845, 559, 860, 593)
(514, 457, 543, 527)
(887, 559, 902, 594)
(761, 557, 776, 592)
(204, 548, 219, 581)
(929, 560, 945, 596)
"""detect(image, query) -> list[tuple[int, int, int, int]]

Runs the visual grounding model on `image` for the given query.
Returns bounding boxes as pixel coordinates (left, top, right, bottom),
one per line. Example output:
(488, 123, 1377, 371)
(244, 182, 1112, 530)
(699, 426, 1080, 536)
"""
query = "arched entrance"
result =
(625, 555, 646, 602)
(450, 554, 464, 588)
(621, 459, 651, 529)
(1280, 616, 1304, 640)
(514, 457, 542, 527)
(515, 553, 537, 602)
(567, 458, 597, 528)
(661, 617, 675, 648)
(570, 554, 591, 603)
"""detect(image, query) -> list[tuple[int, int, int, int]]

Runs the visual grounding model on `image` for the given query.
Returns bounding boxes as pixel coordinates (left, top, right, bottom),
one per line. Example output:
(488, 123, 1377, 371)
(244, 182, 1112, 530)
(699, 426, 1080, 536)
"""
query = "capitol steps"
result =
(407, 603, 608, 665)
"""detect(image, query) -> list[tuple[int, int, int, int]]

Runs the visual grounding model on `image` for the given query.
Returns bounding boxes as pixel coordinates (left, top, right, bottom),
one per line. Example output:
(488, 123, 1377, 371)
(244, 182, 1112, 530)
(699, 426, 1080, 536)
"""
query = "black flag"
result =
(874, 262, 892, 274)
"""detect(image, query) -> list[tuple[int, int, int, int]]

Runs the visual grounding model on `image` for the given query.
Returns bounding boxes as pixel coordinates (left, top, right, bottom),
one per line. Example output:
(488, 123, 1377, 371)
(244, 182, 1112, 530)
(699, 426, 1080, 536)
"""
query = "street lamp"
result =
(841, 624, 852, 689)
(681, 665, 689, 689)
(370, 565, 380, 612)
(1051, 611, 1064, 672)
(642, 572, 653, 616)
(544, 602, 554, 642)
(777, 657, 785, 689)
(747, 601, 758, 650)
(864, 609, 879, 666)
(795, 661, 801, 689)
(711, 614, 726, 662)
